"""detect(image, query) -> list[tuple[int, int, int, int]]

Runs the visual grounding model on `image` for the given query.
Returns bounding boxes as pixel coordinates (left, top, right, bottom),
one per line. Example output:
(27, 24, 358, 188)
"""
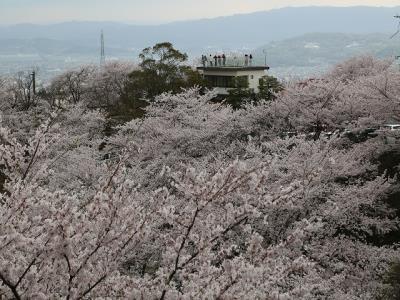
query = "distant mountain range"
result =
(0, 6, 399, 79)
(0, 6, 399, 52)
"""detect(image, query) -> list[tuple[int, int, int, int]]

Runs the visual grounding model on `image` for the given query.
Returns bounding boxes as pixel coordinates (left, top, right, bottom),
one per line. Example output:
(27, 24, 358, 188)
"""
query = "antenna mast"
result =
(263, 49, 267, 67)
(100, 30, 105, 67)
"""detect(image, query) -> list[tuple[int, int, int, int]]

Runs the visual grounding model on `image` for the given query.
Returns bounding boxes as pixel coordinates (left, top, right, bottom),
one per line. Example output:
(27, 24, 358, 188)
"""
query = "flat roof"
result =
(197, 66, 270, 71)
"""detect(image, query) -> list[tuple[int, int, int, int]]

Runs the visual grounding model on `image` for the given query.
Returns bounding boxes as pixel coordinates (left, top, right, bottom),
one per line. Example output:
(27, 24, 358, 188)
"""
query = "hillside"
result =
(254, 32, 400, 78)
(1, 55, 400, 299)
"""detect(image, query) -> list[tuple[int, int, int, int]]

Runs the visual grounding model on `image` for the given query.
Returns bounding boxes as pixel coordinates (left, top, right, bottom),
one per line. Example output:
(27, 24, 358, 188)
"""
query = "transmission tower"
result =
(391, 15, 400, 39)
(100, 30, 105, 67)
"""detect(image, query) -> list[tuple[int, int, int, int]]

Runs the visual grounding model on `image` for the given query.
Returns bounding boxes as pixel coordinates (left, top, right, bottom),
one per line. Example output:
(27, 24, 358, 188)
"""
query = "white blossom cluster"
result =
(0, 56, 399, 299)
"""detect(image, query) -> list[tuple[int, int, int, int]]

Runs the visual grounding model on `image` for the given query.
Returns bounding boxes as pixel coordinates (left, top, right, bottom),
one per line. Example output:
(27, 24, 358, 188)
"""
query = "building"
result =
(197, 56, 269, 95)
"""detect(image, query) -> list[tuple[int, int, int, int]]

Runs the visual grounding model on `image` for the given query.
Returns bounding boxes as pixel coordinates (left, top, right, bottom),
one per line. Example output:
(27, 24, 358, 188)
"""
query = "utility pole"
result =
(100, 30, 105, 68)
(31, 70, 36, 95)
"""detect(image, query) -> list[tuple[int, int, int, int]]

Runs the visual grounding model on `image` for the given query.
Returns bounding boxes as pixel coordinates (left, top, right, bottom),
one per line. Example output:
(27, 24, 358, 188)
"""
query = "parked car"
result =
(378, 124, 400, 131)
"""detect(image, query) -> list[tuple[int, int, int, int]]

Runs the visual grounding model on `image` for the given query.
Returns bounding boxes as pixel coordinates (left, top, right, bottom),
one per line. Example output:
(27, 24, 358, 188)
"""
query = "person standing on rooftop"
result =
(201, 55, 207, 67)
(245, 54, 249, 66)
(222, 54, 226, 66)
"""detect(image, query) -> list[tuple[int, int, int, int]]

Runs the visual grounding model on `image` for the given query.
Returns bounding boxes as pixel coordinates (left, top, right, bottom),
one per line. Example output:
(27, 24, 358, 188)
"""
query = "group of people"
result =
(201, 54, 226, 67)
(201, 53, 254, 67)
(244, 54, 253, 66)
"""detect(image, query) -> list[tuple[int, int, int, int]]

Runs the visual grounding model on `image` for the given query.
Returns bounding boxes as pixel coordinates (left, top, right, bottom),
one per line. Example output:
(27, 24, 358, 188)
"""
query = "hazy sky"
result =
(1, 0, 399, 25)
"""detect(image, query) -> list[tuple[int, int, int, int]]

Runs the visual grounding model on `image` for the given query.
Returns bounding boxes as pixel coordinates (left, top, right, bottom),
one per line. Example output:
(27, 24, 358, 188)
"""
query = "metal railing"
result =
(198, 56, 257, 68)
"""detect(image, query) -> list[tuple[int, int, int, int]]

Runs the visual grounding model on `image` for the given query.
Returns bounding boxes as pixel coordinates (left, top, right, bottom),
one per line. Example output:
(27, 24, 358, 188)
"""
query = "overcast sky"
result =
(1, 0, 399, 25)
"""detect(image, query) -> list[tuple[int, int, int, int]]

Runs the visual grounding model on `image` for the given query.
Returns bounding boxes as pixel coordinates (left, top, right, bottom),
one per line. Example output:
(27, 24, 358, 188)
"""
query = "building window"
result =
(205, 75, 235, 88)
(204, 75, 249, 88)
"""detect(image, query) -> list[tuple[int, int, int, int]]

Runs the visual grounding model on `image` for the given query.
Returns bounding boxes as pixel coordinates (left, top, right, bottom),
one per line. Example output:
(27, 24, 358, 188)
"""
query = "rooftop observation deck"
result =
(196, 55, 269, 71)
(197, 66, 269, 71)
(196, 55, 269, 94)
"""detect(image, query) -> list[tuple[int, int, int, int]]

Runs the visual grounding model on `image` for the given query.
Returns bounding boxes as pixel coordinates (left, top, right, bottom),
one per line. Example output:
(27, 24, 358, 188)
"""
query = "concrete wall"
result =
(236, 70, 266, 93)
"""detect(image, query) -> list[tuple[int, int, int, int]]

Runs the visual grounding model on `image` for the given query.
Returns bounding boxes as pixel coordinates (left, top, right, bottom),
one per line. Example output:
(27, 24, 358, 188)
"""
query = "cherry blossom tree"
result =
(48, 65, 96, 105)
(1, 56, 400, 299)
(85, 61, 137, 110)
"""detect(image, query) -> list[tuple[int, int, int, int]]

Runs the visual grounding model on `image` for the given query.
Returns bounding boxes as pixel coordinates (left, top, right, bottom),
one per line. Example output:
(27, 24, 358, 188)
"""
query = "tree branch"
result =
(159, 207, 199, 300)
(15, 256, 37, 288)
(77, 274, 107, 300)
(0, 271, 21, 300)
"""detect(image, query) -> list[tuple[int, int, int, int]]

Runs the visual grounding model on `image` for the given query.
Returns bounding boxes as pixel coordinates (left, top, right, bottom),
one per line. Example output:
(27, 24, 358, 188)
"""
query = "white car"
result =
(378, 124, 400, 131)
